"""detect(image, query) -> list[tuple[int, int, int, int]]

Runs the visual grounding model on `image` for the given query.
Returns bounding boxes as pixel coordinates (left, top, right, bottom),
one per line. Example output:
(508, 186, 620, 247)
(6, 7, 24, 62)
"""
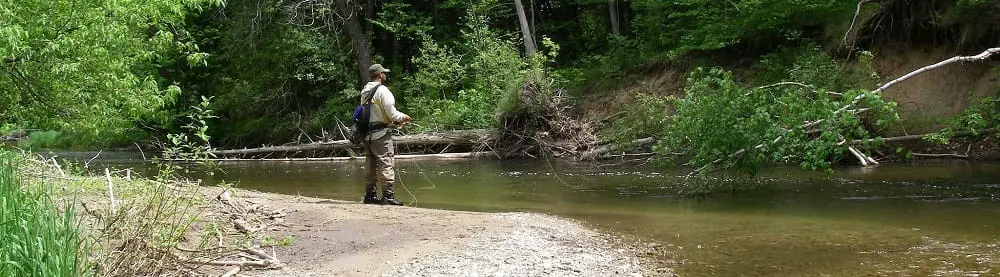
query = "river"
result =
(74, 152, 1000, 276)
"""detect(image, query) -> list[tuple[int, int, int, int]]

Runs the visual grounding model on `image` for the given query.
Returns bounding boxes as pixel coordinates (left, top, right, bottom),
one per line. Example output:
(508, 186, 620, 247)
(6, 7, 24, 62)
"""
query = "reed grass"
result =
(0, 154, 85, 276)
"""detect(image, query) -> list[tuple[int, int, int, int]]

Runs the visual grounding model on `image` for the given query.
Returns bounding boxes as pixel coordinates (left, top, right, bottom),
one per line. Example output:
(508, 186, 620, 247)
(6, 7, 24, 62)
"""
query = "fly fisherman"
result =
(361, 64, 411, 205)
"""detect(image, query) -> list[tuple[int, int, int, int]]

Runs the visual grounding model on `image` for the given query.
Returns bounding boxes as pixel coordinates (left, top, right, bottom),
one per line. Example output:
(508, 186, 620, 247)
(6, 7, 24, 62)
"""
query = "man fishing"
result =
(360, 63, 410, 205)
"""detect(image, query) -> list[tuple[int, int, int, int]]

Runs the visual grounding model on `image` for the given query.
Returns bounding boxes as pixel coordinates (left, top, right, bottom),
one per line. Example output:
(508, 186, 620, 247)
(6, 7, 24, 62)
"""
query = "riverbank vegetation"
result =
(3, 0, 999, 172)
(0, 153, 84, 276)
(0, 149, 291, 275)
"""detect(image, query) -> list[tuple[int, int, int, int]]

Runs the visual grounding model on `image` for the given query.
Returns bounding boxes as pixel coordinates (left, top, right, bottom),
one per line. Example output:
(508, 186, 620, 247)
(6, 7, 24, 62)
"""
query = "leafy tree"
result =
(631, 0, 854, 57)
(168, 0, 359, 146)
(0, 0, 221, 145)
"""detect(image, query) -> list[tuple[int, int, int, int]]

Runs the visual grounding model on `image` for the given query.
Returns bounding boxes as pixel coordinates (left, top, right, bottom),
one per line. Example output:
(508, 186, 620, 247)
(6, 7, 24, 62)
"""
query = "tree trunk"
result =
(183, 152, 496, 162)
(513, 0, 536, 55)
(339, 0, 371, 84)
(608, 0, 620, 35)
(530, 0, 536, 39)
(432, 0, 439, 24)
(210, 130, 492, 156)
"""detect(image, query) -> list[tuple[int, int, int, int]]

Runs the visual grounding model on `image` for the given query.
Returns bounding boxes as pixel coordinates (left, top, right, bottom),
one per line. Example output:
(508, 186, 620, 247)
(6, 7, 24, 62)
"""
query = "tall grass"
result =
(0, 154, 85, 276)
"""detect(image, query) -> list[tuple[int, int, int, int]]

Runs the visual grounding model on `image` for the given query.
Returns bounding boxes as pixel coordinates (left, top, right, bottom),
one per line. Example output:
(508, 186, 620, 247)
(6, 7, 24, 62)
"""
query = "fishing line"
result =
(391, 127, 442, 207)
(543, 154, 576, 189)
(397, 171, 419, 207)
(395, 159, 442, 207)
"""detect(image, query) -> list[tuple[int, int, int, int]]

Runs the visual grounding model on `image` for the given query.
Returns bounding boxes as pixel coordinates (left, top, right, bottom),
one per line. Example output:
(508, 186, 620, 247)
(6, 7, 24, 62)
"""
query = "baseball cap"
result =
(368, 64, 391, 79)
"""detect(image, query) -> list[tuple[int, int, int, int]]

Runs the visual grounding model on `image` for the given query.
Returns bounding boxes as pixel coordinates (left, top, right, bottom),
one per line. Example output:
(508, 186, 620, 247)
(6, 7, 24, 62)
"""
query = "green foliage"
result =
(752, 44, 880, 91)
(410, 35, 467, 101)
(0, 0, 221, 146)
(607, 93, 676, 146)
(568, 35, 644, 92)
(164, 96, 216, 162)
(0, 124, 15, 136)
(261, 235, 295, 247)
(372, 1, 434, 41)
(662, 64, 898, 172)
(17, 131, 65, 149)
(172, 0, 359, 146)
(401, 3, 527, 131)
(924, 95, 1000, 144)
(0, 153, 86, 276)
(631, 0, 854, 57)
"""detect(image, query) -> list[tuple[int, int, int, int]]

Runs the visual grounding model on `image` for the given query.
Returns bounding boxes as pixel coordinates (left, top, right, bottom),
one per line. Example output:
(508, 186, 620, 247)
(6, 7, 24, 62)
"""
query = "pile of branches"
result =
(491, 81, 599, 159)
(194, 188, 288, 275)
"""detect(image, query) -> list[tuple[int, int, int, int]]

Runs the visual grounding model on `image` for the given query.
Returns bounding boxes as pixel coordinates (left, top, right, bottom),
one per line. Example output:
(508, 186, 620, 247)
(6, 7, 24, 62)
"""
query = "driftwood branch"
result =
(198, 260, 272, 267)
(850, 128, 997, 144)
(687, 47, 1000, 175)
(104, 168, 117, 215)
(579, 137, 656, 160)
(847, 146, 879, 166)
(51, 157, 64, 176)
(843, 0, 877, 47)
(847, 146, 869, 166)
(750, 82, 842, 97)
(911, 153, 969, 159)
(835, 47, 1000, 117)
(220, 267, 241, 277)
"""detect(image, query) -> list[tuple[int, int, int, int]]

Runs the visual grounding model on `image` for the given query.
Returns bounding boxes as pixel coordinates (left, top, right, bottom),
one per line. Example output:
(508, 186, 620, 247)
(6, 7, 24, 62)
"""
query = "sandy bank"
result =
(210, 188, 673, 276)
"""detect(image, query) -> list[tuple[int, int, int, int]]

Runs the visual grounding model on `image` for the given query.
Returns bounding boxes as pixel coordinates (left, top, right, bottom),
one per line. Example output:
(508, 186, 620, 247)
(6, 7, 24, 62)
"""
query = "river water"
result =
(79, 152, 1000, 276)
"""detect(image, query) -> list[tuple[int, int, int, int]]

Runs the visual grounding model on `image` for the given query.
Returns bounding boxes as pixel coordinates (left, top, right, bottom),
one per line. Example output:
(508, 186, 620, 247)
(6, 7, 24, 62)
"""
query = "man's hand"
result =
(397, 115, 411, 127)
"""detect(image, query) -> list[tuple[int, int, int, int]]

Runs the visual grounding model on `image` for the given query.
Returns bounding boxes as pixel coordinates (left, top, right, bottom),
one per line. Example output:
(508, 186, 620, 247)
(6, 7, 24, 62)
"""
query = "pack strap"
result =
(361, 84, 382, 105)
(367, 84, 391, 124)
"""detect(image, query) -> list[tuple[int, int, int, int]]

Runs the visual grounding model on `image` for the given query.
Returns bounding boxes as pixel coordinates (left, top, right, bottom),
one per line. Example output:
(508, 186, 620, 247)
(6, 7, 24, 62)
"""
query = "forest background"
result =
(3, 0, 999, 171)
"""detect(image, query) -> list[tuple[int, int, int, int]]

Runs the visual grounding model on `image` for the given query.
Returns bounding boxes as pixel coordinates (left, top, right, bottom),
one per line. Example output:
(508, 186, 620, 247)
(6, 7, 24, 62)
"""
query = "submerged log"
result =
(211, 130, 491, 156)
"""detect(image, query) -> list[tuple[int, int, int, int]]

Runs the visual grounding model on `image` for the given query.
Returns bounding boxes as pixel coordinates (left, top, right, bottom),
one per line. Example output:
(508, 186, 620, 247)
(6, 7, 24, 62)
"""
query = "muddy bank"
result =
(211, 188, 672, 276)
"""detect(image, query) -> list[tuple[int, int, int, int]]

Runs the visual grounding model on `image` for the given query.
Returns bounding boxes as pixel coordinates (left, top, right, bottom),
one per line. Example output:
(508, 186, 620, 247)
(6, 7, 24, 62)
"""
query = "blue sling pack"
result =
(348, 84, 386, 144)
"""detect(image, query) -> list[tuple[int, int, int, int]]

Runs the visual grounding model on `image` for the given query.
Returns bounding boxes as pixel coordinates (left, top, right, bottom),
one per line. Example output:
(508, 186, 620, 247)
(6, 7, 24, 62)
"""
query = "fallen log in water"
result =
(211, 130, 491, 156)
(849, 128, 997, 144)
(578, 137, 657, 161)
(169, 152, 496, 162)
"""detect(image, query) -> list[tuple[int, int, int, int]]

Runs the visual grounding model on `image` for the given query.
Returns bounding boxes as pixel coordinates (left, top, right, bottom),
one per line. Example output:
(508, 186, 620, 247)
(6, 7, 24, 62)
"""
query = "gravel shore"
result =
(390, 213, 663, 277)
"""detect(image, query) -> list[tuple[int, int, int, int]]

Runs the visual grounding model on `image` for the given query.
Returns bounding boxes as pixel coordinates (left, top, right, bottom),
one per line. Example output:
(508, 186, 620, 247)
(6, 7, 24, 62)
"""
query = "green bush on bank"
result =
(0, 153, 86, 276)
(606, 44, 895, 172)
(926, 95, 1000, 144)
(400, 2, 536, 132)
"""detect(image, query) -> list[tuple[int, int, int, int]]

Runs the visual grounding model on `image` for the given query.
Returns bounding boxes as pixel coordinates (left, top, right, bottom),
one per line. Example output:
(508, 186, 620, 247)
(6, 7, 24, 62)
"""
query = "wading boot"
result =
(362, 187, 380, 204)
(381, 193, 403, 206)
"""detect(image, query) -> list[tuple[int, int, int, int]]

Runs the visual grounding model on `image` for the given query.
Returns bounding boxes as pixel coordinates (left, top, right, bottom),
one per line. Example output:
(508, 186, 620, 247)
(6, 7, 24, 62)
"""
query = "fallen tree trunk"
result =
(171, 152, 496, 162)
(850, 128, 997, 144)
(578, 137, 656, 160)
(911, 152, 969, 159)
(211, 130, 490, 156)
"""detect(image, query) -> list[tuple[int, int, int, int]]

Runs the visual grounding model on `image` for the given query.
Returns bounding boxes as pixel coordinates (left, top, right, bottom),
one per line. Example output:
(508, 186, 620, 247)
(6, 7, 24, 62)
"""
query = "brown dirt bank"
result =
(206, 188, 675, 277)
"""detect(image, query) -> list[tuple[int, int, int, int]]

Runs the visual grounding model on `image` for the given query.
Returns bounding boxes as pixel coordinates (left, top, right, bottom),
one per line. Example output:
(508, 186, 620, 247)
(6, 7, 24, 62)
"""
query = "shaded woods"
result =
(3, 0, 1000, 171)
